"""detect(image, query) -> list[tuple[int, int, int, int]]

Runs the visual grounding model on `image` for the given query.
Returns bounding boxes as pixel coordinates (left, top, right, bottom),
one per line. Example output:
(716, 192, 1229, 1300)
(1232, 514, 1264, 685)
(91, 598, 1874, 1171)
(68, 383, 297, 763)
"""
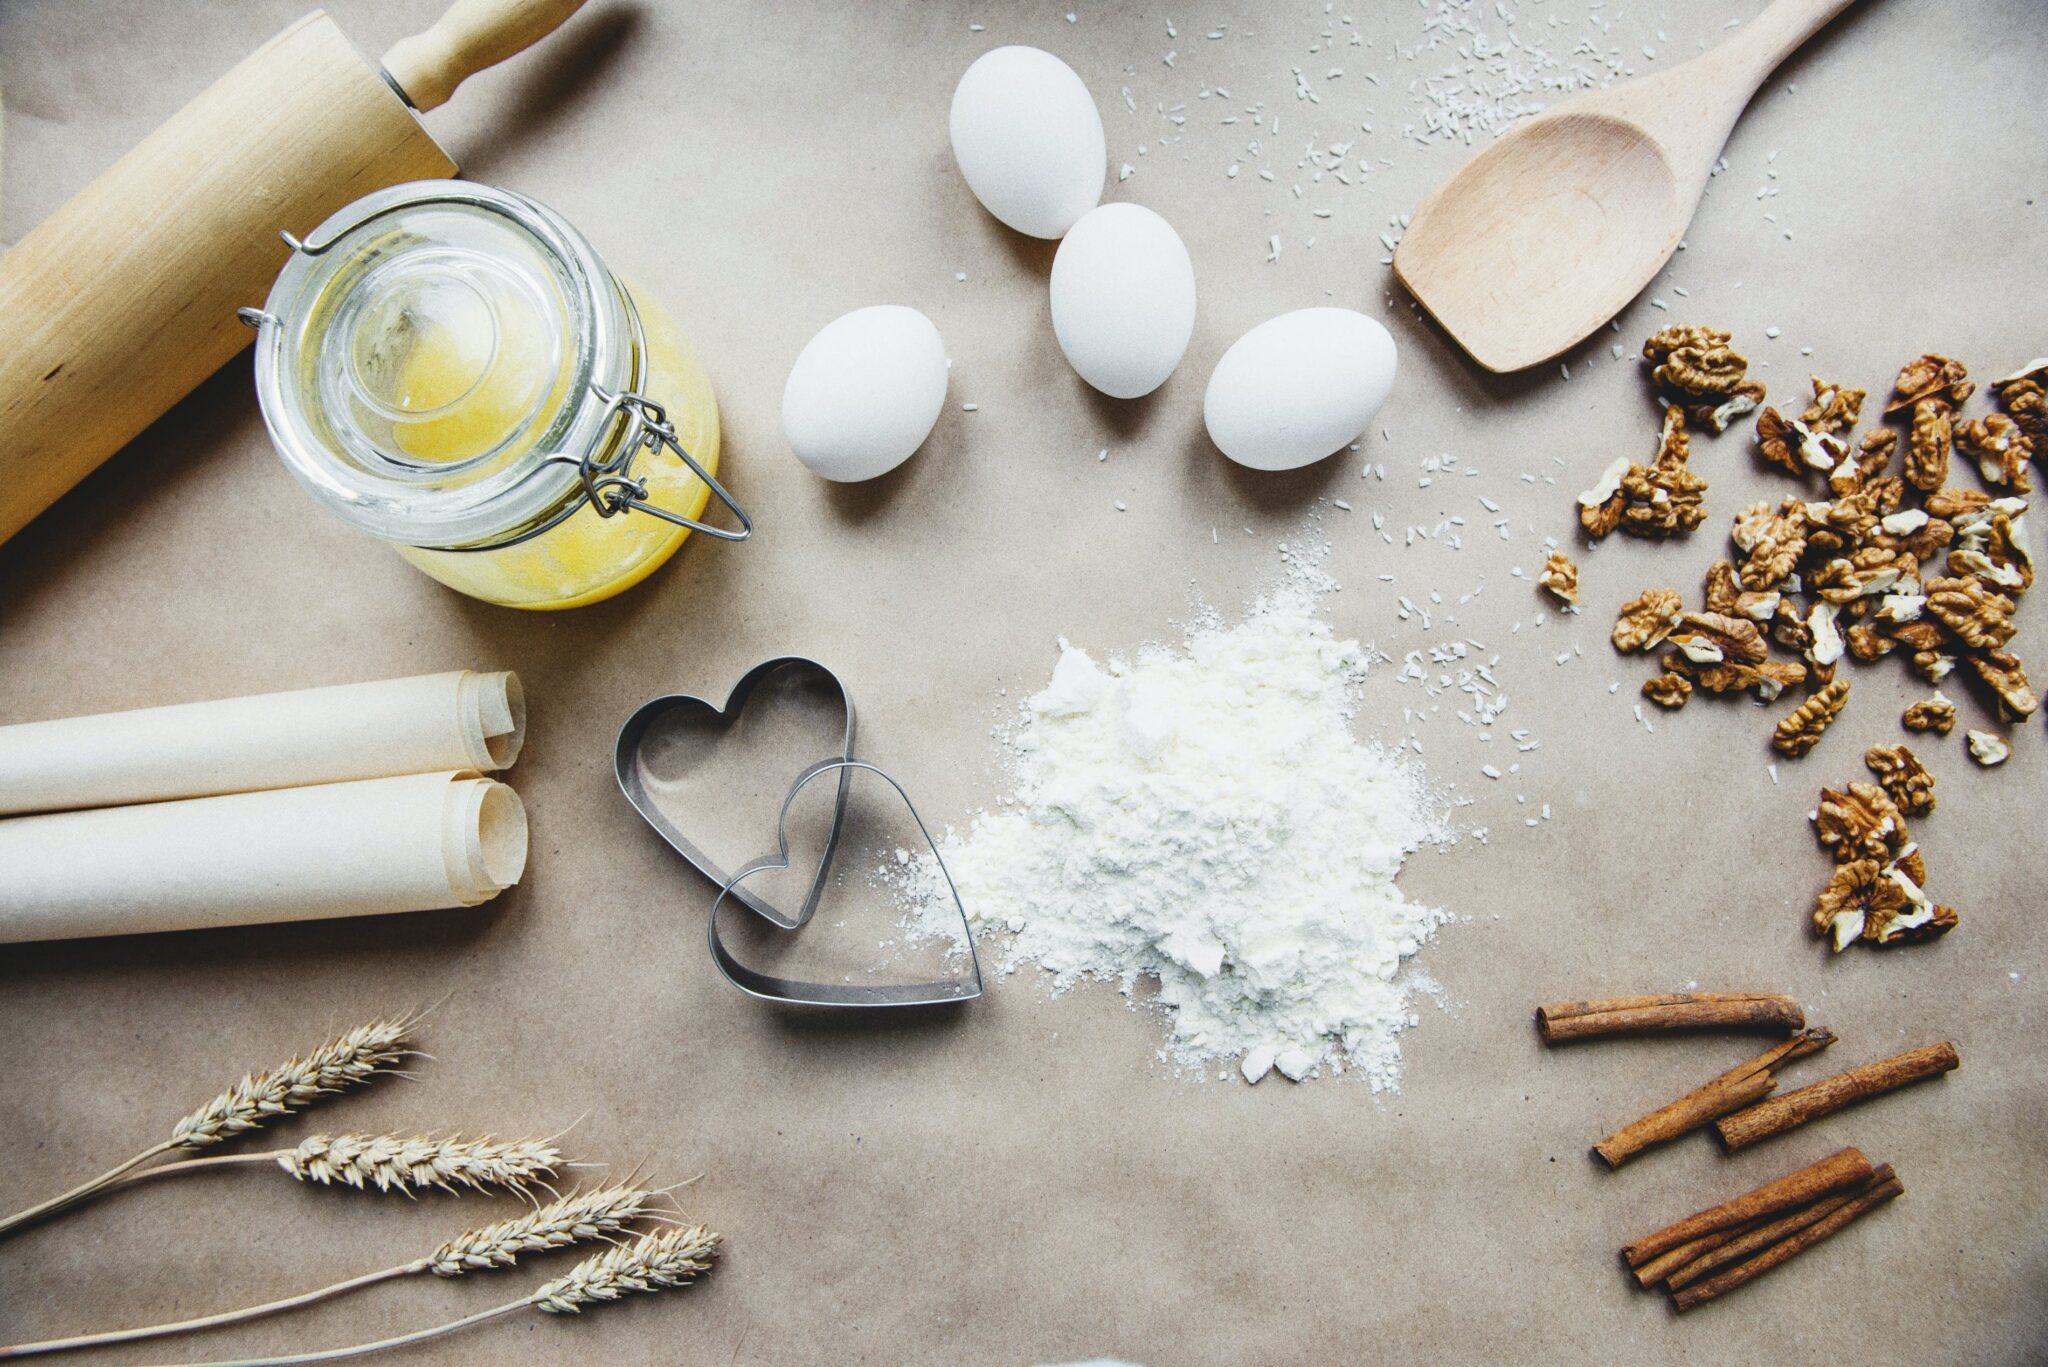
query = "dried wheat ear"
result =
(0, 1014, 420, 1241)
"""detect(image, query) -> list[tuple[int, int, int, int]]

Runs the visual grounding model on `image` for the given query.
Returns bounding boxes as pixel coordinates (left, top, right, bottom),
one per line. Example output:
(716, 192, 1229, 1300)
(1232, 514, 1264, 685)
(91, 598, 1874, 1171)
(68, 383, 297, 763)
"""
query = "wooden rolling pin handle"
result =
(381, 0, 589, 112)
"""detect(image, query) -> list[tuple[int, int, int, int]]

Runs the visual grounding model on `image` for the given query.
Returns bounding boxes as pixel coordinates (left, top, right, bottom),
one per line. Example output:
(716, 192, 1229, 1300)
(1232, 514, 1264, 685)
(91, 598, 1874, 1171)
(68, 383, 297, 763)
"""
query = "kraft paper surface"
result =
(0, 2, 2041, 1364)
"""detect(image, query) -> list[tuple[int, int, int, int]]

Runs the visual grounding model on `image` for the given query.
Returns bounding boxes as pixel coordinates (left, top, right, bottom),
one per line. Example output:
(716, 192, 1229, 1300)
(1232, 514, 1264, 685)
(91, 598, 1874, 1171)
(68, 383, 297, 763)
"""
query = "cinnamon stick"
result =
(1663, 1165, 1894, 1292)
(1629, 1218, 1767, 1288)
(1715, 1042, 1960, 1152)
(1594, 1028, 1836, 1168)
(1600, 1072, 1775, 1171)
(1673, 1170, 1905, 1311)
(1620, 1146, 1873, 1269)
(1537, 992, 1804, 1044)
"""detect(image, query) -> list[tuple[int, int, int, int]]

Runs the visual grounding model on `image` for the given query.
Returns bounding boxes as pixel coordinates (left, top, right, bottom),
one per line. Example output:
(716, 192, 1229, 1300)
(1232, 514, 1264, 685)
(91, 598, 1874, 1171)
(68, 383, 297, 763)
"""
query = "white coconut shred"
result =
(905, 577, 1457, 1088)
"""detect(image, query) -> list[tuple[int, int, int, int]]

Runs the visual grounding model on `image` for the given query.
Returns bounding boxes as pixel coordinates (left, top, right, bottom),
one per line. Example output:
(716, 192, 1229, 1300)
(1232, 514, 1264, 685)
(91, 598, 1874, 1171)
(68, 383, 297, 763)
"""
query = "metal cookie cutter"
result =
(614, 658, 982, 1008)
(616, 657, 855, 932)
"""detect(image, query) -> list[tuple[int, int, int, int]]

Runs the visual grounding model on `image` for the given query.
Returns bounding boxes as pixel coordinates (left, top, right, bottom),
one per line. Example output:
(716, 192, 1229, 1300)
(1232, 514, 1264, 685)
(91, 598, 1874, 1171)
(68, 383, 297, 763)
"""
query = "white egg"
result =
(949, 46, 1104, 239)
(1048, 203, 1196, 400)
(781, 306, 948, 483)
(1203, 308, 1398, 471)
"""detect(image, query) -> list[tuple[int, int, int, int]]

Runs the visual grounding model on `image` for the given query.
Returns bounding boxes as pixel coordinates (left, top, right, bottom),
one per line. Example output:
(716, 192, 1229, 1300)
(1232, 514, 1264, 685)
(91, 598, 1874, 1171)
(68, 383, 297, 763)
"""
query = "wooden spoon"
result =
(1393, 0, 1862, 374)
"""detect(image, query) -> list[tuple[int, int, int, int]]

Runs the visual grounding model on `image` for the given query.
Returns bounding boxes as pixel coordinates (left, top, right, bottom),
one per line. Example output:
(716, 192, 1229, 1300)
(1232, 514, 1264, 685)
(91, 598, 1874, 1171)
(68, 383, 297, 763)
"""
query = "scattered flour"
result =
(906, 579, 1455, 1088)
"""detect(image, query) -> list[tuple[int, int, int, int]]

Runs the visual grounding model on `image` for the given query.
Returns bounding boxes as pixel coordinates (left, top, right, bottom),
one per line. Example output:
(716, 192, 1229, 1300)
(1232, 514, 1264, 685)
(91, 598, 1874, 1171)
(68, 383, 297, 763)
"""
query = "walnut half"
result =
(1904, 398, 1955, 492)
(1613, 588, 1684, 652)
(1771, 678, 1851, 757)
(1579, 408, 1708, 541)
(1642, 673, 1692, 709)
(1731, 499, 1808, 591)
(1616, 408, 1709, 538)
(1901, 695, 1958, 735)
(1704, 558, 1741, 614)
(1995, 369, 2048, 451)
(1925, 575, 2019, 651)
(1888, 353, 1975, 413)
(1644, 324, 1762, 431)
(1865, 744, 1936, 816)
(1813, 780, 1911, 863)
(1668, 611, 1769, 667)
(1964, 648, 2040, 721)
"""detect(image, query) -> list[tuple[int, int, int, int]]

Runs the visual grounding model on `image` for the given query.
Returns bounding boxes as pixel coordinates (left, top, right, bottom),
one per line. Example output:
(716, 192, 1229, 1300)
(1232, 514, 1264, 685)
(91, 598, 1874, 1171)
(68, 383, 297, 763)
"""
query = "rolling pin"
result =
(0, 0, 587, 546)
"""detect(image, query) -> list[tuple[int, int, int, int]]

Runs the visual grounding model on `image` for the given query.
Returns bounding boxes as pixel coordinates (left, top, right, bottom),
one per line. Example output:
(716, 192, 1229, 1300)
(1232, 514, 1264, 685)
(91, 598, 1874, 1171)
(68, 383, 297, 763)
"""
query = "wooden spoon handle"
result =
(380, 0, 588, 112)
(1709, 0, 1864, 94)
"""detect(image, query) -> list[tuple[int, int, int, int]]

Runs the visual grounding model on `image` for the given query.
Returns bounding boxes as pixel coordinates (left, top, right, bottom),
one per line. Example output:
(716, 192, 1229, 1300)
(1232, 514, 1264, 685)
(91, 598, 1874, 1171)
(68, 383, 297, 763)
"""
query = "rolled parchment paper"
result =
(0, 771, 527, 943)
(0, 671, 523, 816)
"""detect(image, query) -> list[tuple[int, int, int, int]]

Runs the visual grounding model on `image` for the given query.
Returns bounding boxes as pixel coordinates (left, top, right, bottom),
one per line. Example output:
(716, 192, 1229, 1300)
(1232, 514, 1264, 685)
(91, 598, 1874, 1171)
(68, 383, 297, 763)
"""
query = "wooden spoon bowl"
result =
(1394, 0, 1861, 373)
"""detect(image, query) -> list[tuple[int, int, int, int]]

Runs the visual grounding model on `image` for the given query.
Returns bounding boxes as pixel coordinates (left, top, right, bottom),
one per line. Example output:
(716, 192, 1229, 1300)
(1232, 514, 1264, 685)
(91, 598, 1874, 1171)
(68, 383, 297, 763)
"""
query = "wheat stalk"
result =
(0, 1185, 663, 1359)
(64, 1223, 724, 1367)
(0, 1015, 418, 1241)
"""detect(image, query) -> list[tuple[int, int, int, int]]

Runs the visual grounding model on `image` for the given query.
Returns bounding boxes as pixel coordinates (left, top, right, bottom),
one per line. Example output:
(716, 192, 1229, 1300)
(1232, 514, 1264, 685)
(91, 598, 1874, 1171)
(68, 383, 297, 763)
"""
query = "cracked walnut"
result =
(1538, 550, 1580, 605)
(1864, 745, 1936, 816)
(1813, 858, 1957, 951)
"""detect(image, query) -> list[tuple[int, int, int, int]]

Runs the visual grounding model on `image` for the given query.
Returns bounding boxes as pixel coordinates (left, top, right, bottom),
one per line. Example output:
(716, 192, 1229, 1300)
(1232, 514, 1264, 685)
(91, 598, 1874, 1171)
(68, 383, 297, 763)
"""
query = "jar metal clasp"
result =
(233, 322, 753, 552)
(546, 385, 752, 544)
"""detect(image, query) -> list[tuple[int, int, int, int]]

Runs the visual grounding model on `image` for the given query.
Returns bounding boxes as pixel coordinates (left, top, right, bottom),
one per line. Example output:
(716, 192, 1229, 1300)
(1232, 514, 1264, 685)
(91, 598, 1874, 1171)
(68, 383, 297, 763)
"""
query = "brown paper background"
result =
(2, 1, 2043, 1362)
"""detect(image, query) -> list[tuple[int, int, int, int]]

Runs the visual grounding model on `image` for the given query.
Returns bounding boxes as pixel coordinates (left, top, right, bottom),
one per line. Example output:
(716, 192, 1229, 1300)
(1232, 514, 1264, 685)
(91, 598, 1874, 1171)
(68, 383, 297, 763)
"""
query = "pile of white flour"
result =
(906, 585, 1452, 1088)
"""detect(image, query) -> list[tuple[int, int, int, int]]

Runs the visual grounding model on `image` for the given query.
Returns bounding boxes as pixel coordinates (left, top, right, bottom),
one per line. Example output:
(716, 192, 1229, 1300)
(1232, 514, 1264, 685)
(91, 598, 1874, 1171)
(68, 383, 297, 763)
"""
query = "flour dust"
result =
(901, 558, 1460, 1089)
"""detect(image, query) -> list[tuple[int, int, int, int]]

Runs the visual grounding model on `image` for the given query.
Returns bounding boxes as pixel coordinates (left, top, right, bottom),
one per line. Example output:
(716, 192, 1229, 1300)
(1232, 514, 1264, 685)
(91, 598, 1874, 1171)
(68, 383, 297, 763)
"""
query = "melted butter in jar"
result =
(250, 182, 736, 610)
(394, 276, 721, 609)
(368, 271, 557, 462)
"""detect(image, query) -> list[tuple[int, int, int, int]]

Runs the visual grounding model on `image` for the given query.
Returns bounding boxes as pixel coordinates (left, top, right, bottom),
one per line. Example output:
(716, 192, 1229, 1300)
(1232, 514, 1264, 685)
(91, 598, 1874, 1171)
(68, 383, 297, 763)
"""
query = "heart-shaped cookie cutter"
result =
(710, 758, 982, 1007)
(615, 658, 982, 1007)
(615, 657, 854, 932)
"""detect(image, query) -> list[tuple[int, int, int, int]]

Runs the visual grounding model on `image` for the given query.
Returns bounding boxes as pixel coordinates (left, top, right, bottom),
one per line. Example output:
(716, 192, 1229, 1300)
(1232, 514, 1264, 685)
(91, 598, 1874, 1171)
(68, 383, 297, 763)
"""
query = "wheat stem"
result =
(0, 1264, 420, 1360)
(98, 1153, 278, 1193)
(0, 1186, 664, 1360)
(116, 1226, 721, 1367)
(0, 1140, 177, 1240)
(129, 1299, 534, 1367)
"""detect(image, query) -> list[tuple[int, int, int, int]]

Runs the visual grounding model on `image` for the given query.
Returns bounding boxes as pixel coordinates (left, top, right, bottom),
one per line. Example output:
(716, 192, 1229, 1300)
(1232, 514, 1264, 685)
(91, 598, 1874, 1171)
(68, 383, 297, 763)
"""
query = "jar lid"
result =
(249, 181, 633, 549)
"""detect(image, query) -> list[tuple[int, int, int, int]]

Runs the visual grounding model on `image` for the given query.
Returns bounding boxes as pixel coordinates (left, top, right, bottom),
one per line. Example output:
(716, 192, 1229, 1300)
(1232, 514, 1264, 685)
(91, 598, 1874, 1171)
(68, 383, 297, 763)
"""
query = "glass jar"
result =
(243, 181, 748, 609)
